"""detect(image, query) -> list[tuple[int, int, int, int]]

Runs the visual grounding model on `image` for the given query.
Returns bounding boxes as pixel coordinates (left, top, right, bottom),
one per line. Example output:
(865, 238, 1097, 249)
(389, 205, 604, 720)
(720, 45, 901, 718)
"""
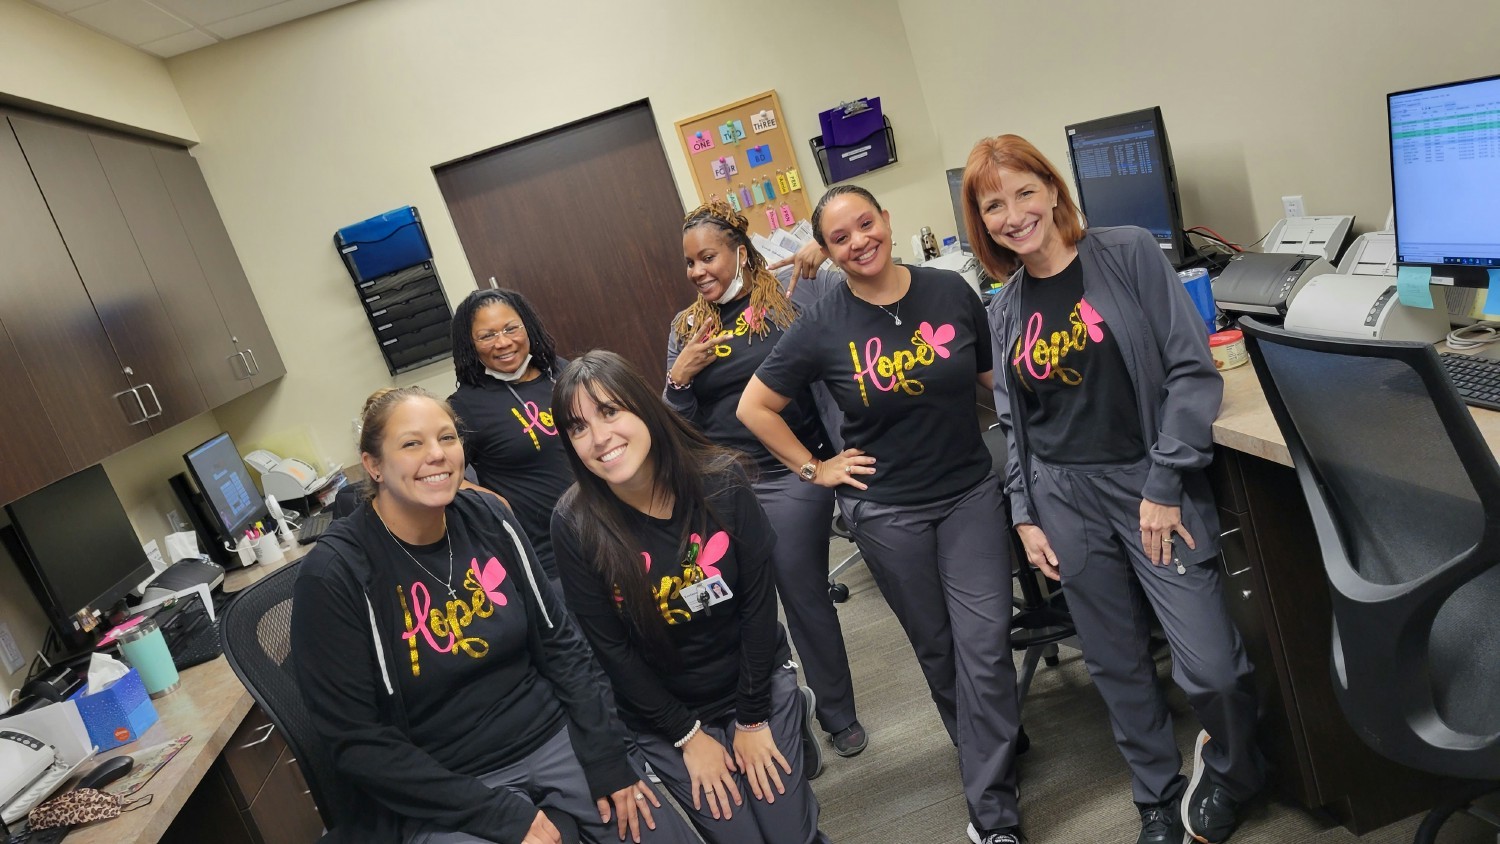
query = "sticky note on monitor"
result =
(1396, 266, 1433, 309)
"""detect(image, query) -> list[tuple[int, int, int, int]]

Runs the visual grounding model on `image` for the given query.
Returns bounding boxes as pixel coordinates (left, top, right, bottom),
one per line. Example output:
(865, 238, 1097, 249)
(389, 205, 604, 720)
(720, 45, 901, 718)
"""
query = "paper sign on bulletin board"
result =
(675, 91, 813, 240)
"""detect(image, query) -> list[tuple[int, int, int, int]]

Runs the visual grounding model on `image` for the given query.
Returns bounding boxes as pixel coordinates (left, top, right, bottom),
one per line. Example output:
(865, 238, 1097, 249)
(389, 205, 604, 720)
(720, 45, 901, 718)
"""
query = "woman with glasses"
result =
(449, 289, 572, 586)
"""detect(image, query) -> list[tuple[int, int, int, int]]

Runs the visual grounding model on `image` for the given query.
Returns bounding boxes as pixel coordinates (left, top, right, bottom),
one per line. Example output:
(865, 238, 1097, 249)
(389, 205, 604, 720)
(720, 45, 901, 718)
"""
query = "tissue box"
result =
(67, 667, 157, 751)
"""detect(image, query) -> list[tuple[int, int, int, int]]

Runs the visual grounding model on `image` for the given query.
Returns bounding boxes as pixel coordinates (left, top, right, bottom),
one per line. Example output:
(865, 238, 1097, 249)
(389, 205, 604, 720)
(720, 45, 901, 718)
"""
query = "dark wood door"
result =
(89, 133, 251, 408)
(10, 116, 208, 433)
(0, 319, 71, 505)
(0, 119, 146, 469)
(153, 147, 286, 387)
(435, 101, 687, 380)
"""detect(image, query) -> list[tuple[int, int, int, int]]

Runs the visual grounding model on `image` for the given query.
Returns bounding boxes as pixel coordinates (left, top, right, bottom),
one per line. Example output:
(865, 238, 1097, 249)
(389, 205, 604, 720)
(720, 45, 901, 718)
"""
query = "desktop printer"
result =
(243, 449, 334, 504)
(1212, 252, 1334, 316)
(1283, 232, 1450, 342)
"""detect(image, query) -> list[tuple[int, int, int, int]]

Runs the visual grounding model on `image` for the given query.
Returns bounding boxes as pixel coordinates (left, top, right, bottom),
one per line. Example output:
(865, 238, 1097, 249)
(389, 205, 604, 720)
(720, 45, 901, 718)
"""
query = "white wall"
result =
(897, 0, 1500, 245)
(166, 0, 954, 467)
(0, 0, 196, 142)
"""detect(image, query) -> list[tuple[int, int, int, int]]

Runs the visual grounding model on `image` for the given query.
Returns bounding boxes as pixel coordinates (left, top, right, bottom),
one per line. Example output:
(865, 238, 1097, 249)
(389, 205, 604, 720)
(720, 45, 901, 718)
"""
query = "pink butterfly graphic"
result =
(1078, 298, 1104, 343)
(692, 531, 729, 578)
(471, 557, 509, 607)
(918, 322, 956, 359)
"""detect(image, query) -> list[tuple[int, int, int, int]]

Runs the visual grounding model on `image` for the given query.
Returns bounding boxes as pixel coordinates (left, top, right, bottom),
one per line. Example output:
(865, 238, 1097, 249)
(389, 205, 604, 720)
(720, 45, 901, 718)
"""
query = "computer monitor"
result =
(946, 167, 971, 254)
(183, 432, 268, 545)
(1388, 73, 1500, 287)
(5, 465, 155, 637)
(1065, 106, 1190, 268)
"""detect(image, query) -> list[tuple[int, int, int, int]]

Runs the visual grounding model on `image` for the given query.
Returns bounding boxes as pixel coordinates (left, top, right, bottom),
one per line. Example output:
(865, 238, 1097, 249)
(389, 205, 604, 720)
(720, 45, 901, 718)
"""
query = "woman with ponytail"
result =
(664, 201, 865, 762)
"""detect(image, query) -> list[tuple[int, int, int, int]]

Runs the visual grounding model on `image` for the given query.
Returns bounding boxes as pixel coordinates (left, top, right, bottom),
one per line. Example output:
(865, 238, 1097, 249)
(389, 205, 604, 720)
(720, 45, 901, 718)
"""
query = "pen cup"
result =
(254, 534, 284, 564)
(118, 618, 180, 698)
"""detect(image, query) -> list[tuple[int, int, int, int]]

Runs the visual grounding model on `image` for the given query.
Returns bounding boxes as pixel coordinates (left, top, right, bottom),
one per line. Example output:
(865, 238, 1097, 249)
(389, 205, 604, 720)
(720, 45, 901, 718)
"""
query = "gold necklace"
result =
(374, 503, 456, 600)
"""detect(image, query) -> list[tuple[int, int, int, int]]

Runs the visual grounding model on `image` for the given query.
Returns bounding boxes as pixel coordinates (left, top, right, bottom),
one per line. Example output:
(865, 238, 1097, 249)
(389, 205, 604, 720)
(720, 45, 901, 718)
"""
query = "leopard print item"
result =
(27, 787, 146, 830)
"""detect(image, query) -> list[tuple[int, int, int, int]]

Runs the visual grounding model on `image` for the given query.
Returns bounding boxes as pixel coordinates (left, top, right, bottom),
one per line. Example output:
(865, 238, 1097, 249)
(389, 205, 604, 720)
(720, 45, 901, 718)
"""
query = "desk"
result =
(1208, 364, 1454, 833)
(67, 548, 316, 844)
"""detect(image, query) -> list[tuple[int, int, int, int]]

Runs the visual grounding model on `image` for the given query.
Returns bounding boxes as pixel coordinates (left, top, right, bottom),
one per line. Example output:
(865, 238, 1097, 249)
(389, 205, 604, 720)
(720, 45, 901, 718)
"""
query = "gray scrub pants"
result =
(1029, 456, 1263, 806)
(405, 725, 699, 844)
(752, 471, 858, 734)
(633, 664, 831, 844)
(839, 474, 1022, 831)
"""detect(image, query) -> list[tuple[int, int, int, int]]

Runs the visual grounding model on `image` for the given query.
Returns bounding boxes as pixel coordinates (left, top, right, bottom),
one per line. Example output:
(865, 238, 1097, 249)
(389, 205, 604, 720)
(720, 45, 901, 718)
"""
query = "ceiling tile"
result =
(138, 27, 218, 57)
(203, 0, 354, 40)
(69, 0, 192, 44)
(26, 0, 109, 13)
(147, 0, 288, 27)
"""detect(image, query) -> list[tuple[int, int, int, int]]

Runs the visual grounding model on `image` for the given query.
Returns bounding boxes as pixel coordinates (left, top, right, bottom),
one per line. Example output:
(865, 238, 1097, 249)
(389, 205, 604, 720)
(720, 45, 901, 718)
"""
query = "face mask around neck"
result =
(711, 249, 747, 304)
(484, 354, 534, 382)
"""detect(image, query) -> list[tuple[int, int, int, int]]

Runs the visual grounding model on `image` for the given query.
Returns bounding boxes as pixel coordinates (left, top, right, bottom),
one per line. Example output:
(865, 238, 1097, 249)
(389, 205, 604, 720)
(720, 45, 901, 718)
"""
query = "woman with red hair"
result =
(967, 134, 1261, 844)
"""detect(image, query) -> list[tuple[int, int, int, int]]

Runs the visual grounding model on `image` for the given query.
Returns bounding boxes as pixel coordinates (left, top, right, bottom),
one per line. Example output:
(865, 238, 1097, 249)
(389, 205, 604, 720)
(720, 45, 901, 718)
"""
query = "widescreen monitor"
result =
(1389, 73, 1500, 287)
(184, 432, 268, 543)
(5, 465, 154, 636)
(1065, 106, 1190, 268)
(946, 167, 971, 254)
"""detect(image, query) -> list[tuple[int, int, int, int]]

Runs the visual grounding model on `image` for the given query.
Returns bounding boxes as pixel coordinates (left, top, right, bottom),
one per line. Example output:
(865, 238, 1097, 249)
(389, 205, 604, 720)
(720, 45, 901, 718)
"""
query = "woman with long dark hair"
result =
(738, 186, 1026, 844)
(292, 386, 697, 844)
(665, 200, 863, 761)
(449, 289, 571, 584)
(550, 351, 830, 844)
(969, 134, 1260, 844)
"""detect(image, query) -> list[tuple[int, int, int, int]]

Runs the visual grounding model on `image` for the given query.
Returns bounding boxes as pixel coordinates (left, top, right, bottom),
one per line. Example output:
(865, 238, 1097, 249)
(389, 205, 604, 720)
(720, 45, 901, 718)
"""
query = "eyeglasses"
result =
(474, 324, 525, 346)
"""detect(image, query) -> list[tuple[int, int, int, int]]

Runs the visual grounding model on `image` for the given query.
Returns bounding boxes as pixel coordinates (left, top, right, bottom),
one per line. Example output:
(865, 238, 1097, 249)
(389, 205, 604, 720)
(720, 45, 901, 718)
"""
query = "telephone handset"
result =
(0, 729, 56, 814)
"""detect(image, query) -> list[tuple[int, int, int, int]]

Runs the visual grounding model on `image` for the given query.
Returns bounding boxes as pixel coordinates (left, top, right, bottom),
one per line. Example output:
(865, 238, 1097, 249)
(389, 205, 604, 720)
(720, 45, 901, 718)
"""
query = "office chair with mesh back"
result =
(981, 425, 1076, 706)
(1240, 317, 1500, 843)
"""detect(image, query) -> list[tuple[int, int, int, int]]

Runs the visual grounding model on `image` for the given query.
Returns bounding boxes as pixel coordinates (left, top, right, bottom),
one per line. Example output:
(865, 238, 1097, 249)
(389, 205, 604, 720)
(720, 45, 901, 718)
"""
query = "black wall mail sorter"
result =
(334, 207, 454, 375)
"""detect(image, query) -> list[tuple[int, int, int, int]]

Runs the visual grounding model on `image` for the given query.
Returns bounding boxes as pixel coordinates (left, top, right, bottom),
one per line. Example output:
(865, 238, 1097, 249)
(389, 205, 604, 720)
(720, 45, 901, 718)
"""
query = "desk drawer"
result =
(246, 747, 325, 844)
(222, 705, 286, 810)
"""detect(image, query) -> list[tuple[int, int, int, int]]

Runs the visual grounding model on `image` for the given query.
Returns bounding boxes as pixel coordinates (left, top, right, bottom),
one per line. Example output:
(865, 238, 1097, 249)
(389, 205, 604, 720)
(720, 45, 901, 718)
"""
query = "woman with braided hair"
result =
(663, 200, 866, 764)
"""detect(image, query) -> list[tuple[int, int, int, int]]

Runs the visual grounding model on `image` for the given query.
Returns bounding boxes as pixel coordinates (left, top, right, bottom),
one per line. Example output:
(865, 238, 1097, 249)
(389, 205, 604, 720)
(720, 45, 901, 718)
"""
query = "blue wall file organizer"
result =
(334, 207, 453, 374)
(810, 98, 897, 184)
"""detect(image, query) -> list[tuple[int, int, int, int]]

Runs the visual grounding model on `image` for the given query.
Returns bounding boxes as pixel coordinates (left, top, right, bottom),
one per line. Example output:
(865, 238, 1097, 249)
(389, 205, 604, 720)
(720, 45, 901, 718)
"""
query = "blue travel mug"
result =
(1178, 267, 1216, 333)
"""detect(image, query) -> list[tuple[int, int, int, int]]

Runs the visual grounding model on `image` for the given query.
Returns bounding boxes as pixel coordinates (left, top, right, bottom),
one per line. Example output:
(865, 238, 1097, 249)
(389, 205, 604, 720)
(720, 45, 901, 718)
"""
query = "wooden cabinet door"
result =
(0, 319, 72, 505)
(152, 148, 285, 387)
(88, 134, 251, 409)
(0, 121, 146, 469)
(246, 748, 325, 844)
(10, 117, 208, 433)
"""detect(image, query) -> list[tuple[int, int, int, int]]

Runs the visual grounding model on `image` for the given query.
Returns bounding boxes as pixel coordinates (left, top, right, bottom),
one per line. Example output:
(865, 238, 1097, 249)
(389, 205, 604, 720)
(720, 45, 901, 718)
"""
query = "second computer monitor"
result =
(1065, 106, 1189, 268)
(184, 432, 268, 544)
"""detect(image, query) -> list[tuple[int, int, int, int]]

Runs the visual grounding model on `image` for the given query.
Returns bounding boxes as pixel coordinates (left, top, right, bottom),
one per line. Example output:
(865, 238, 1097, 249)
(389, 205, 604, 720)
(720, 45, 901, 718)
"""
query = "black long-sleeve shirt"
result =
(550, 468, 788, 741)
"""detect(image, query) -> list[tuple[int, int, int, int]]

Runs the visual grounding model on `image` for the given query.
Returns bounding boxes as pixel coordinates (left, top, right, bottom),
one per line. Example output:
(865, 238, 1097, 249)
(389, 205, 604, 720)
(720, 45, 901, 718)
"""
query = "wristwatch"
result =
(797, 460, 819, 482)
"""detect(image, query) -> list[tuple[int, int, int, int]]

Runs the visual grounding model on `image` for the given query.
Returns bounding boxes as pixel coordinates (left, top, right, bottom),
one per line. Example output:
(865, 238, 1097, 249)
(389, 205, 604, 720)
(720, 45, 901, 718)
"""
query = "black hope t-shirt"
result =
(450, 365, 571, 578)
(550, 470, 788, 739)
(755, 266, 992, 505)
(679, 296, 829, 474)
(361, 505, 564, 776)
(1012, 256, 1144, 463)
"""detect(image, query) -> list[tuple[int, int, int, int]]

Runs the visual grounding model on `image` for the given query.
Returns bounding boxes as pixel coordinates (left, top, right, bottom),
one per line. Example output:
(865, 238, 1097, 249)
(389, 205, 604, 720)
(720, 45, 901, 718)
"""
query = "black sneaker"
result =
(1138, 800, 1187, 844)
(1181, 730, 1241, 843)
(798, 686, 823, 779)
(830, 720, 868, 757)
(967, 825, 1026, 844)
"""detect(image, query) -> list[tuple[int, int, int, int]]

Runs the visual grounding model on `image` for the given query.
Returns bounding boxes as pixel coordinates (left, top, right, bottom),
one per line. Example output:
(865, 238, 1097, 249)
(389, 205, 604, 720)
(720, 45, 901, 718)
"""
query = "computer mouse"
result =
(77, 755, 133, 790)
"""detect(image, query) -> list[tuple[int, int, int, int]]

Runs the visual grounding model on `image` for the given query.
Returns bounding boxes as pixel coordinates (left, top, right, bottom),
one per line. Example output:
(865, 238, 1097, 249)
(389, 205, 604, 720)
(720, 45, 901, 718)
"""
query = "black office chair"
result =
(219, 561, 348, 837)
(980, 425, 1076, 707)
(1240, 317, 1500, 843)
(826, 512, 861, 603)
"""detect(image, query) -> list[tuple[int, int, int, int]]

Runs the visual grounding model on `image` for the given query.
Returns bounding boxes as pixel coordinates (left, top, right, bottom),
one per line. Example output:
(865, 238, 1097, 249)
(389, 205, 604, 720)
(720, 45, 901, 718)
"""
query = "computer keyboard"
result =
(294, 510, 333, 545)
(1438, 352, 1500, 411)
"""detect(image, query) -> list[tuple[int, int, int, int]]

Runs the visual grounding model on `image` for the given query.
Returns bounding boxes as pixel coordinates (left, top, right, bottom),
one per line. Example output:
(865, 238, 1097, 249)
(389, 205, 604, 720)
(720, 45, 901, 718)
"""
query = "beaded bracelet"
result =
(673, 720, 703, 748)
(735, 720, 770, 732)
(666, 371, 692, 390)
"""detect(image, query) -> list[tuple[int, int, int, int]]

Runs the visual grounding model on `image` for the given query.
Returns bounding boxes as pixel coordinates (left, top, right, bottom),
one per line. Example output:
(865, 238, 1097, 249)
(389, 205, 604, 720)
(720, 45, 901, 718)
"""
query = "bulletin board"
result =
(674, 91, 813, 239)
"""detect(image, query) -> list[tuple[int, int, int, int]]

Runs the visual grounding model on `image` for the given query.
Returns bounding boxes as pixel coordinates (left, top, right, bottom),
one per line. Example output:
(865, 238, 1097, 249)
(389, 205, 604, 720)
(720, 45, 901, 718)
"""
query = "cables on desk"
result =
(1444, 322, 1500, 351)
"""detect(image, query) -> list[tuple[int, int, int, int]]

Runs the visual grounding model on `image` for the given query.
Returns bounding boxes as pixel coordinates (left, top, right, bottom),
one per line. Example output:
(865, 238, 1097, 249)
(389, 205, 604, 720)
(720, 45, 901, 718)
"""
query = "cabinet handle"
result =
(1224, 561, 1252, 577)
(1241, 589, 1253, 600)
(239, 723, 275, 748)
(227, 351, 253, 380)
(1219, 527, 1241, 538)
(242, 348, 260, 376)
(488, 276, 498, 289)
(138, 383, 163, 419)
(113, 387, 151, 426)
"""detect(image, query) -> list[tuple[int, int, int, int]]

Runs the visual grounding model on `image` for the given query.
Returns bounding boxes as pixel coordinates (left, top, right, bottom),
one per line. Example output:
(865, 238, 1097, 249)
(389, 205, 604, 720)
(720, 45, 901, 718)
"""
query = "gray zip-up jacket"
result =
(988, 226, 1223, 564)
